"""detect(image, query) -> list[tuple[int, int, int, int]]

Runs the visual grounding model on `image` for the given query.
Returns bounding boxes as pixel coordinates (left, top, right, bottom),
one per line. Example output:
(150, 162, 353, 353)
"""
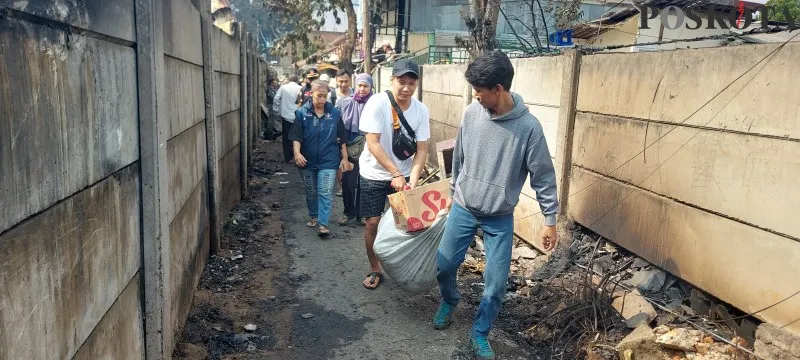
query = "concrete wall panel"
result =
(168, 178, 210, 346)
(165, 56, 205, 138)
(572, 113, 800, 239)
(0, 20, 139, 235)
(421, 64, 466, 96)
(425, 92, 464, 129)
(215, 72, 241, 117)
(428, 119, 458, 146)
(212, 28, 241, 75)
(6, 0, 136, 42)
(216, 110, 241, 160)
(0, 165, 141, 360)
(219, 147, 242, 218)
(426, 119, 459, 166)
(568, 167, 800, 334)
(577, 43, 800, 140)
(375, 66, 392, 93)
(511, 56, 563, 107)
(166, 123, 208, 223)
(526, 104, 559, 159)
(162, 0, 203, 65)
(72, 274, 144, 360)
(513, 194, 549, 252)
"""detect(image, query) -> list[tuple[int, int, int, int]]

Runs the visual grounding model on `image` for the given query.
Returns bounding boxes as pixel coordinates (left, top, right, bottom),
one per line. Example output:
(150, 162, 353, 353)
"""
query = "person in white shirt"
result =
(358, 59, 430, 289)
(273, 74, 303, 163)
(328, 69, 354, 108)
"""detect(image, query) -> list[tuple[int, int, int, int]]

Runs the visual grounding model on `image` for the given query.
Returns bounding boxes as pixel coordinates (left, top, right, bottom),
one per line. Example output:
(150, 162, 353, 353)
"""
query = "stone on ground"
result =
(615, 323, 671, 360)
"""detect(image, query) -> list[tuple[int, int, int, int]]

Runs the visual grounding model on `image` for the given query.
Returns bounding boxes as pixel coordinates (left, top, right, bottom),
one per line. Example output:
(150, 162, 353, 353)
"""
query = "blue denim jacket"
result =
(289, 102, 345, 170)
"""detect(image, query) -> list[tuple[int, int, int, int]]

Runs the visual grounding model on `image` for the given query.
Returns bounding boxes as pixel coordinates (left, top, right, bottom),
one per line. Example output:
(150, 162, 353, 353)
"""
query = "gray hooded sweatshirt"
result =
(450, 93, 559, 226)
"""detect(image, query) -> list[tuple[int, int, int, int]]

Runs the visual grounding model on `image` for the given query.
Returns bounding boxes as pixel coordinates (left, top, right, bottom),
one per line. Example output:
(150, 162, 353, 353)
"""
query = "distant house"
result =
(377, 0, 623, 63)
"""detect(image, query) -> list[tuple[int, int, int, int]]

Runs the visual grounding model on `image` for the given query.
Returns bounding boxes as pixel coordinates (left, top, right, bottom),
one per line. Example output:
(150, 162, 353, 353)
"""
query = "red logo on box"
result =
(406, 217, 424, 232)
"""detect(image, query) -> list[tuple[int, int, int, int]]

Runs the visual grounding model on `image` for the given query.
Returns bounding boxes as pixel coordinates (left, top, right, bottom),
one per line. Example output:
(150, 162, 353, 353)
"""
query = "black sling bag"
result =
(385, 90, 417, 160)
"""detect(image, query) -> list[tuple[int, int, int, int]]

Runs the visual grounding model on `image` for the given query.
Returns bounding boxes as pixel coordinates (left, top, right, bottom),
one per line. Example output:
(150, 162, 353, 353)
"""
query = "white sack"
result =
(373, 208, 448, 294)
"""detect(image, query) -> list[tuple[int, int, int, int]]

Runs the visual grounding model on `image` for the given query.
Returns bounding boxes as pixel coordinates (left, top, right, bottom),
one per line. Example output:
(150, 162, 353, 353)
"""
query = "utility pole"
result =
(362, 0, 372, 74)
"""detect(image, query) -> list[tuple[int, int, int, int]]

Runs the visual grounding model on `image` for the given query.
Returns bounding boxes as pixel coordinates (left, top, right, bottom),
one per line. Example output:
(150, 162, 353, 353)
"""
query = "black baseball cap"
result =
(392, 59, 419, 78)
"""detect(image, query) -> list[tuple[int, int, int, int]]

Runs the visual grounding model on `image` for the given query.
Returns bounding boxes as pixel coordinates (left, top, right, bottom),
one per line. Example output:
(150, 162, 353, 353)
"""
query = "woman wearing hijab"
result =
(336, 73, 373, 226)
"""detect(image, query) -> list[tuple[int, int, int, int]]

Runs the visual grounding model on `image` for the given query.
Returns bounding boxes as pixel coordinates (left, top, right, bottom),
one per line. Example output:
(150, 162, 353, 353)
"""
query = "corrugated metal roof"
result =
(738, 31, 800, 43)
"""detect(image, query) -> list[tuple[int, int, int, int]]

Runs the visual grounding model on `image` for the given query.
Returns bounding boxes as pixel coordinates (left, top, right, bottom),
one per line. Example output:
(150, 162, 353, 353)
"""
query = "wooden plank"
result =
(510, 56, 563, 107)
(568, 167, 800, 335)
(73, 274, 145, 360)
(162, 0, 203, 65)
(572, 112, 800, 239)
(166, 122, 208, 223)
(168, 177, 210, 340)
(0, 165, 141, 360)
(5, 0, 136, 42)
(212, 27, 240, 75)
(214, 72, 240, 117)
(577, 42, 800, 140)
(0, 20, 139, 235)
(165, 56, 205, 139)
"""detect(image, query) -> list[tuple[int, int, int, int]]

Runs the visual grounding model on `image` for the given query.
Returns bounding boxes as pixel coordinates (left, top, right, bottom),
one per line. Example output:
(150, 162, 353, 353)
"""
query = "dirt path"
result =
(174, 139, 539, 360)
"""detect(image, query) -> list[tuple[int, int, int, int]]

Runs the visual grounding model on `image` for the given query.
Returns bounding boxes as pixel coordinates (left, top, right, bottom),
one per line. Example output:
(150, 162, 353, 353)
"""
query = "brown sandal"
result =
(306, 218, 318, 227)
(337, 216, 351, 225)
(318, 226, 331, 238)
(363, 272, 383, 289)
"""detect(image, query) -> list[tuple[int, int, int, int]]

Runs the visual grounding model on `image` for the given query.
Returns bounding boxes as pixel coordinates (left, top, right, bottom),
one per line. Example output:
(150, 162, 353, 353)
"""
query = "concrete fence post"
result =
(135, 0, 169, 358)
(555, 49, 582, 238)
(417, 65, 423, 102)
(239, 25, 249, 199)
(253, 42, 259, 147)
(254, 57, 261, 142)
(247, 35, 255, 165)
(376, 67, 381, 92)
(198, 0, 221, 253)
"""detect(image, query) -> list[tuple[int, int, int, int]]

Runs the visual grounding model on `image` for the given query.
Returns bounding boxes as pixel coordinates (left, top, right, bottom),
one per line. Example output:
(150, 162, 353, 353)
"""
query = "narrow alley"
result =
(173, 140, 538, 360)
(3, 1, 800, 359)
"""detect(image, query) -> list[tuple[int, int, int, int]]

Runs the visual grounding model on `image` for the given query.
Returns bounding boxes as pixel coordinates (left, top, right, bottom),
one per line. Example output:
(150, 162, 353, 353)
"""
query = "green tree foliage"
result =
(766, 0, 800, 23)
(260, 0, 358, 69)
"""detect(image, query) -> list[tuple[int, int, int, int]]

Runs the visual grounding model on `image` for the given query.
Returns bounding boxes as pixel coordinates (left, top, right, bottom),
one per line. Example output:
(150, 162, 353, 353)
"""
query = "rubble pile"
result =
(617, 324, 754, 360)
(458, 224, 763, 360)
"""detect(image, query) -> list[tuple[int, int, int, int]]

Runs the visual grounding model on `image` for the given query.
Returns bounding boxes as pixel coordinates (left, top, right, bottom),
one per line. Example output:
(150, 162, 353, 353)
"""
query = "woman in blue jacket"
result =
(289, 80, 353, 237)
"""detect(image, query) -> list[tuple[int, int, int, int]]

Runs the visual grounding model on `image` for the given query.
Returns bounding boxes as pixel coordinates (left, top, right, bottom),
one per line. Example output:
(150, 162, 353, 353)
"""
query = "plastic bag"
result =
(373, 207, 448, 294)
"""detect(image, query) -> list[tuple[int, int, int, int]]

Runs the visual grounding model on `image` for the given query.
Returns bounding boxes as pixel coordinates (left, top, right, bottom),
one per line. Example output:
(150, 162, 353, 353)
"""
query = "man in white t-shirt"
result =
(358, 59, 430, 289)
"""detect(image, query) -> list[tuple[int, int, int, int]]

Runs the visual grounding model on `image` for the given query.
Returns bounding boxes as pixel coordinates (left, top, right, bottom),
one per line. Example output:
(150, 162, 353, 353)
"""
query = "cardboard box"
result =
(388, 179, 453, 233)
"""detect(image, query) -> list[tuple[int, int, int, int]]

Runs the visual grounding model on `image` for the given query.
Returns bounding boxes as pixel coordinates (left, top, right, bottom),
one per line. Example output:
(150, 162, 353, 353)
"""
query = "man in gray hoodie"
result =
(432, 50, 559, 360)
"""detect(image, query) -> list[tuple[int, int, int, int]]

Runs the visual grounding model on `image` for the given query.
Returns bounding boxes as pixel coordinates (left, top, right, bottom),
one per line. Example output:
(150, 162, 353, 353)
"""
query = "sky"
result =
(318, 0, 363, 32)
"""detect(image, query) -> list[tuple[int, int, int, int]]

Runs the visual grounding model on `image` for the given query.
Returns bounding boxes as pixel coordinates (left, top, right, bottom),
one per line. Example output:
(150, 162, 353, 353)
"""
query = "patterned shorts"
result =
(358, 176, 407, 219)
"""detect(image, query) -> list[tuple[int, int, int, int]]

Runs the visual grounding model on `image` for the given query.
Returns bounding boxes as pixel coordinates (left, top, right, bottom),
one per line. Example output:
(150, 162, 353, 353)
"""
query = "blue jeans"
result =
(436, 202, 514, 338)
(299, 168, 337, 226)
